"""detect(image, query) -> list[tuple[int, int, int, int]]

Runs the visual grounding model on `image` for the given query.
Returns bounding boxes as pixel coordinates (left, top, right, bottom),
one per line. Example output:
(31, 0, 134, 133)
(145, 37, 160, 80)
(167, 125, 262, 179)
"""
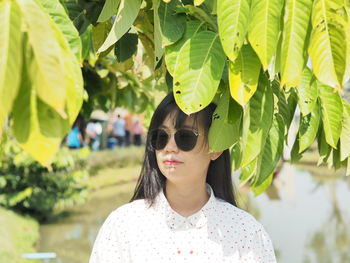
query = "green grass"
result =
(0, 207, 40, 263)
(86, 165, 141, 190)
(87, 146, 145, 174)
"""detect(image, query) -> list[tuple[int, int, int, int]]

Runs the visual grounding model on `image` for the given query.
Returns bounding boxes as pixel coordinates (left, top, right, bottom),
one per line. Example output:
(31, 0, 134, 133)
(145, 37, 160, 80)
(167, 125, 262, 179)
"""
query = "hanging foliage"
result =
(2, 0, 350, 194)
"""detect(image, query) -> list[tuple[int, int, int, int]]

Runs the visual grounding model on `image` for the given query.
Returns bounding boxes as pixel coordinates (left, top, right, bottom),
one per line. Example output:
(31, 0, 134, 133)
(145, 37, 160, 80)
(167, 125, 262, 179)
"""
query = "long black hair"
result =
(130, 92, 236, 207)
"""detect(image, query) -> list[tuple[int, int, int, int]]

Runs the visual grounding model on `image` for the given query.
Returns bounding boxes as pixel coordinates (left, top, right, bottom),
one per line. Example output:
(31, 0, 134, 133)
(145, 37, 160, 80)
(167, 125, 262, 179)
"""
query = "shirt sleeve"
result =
(89, 210, 130, 263)
(254, 225, 277, 262)
(241, 223, 277, 263)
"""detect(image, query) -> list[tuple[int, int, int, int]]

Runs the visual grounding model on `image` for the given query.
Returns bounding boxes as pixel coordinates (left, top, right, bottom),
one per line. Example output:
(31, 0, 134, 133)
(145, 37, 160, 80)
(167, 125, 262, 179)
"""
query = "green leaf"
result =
(12, 46, 65, 167)
(44, 0, 84, 125)
(115, 30, 138, 62)
(286, 89, 298, 128)
(138, 32, 155, 69)
(78, 1, 104, 25)
(81, 25, 93, 60)
(291, 136, 304, 163)
(308, 0, 348, 88)
(217, 0, 251, 61)
(173, 31, 226, 114)
(204, 0, 217, 14)
(317, 126, 332, 165)
(332, 142, 341, 170)
(18, 0, 68, 117)
(158, 0, 186, 46)
(180, 5, 218, 32)
(345, 5, 350, 84)
(267, 5, 283, 80)
(209, 88, 242, 151)
(253, 113, 284, 189)
(271, 82, 290, 138)
(240, 158, 258, 186)
(231, 104, 250, 171)
(154, 0, 164, 68)
(37, 0, 82, 62)
(98, 0, 141, 53)
(37, 97, 70, 138)
(271, 85, 297, 143)
(299, 101, 321, 152)
(296, 67, 318, 115)
(251, 173, 273, 196)
(241, 74, 274, 167)
(64, 47, 84, 126)
(248, 0, 284, 70)
(340, 101, 350, 161)
(230, 142, 242, 172)
(0, 0, 22, 136)
(40, 0, 84, 125)
(318, 83, 343, 148)
(280, 0, 312, 88)
(64, 1, 91, 35)
(98, 0, 121, 22)
(92, 21, 113, 52)
(228, 44, 261, 106)
(165, 20, 205, 76)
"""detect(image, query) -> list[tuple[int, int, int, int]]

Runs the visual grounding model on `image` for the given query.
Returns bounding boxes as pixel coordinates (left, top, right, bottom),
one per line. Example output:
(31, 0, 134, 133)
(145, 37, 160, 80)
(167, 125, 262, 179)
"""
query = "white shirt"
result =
(90, 185, 276, 263)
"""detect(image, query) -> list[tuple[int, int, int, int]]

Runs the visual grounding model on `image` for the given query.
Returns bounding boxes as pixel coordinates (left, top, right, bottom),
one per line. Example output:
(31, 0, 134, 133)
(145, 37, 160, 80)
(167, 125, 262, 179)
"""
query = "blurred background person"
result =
(132, 116, 143, 146)
(113, 114, 126, 147)
(124, 112, 133, 147)
(86, 121, 103, 151)
(66, 123, 83, 149)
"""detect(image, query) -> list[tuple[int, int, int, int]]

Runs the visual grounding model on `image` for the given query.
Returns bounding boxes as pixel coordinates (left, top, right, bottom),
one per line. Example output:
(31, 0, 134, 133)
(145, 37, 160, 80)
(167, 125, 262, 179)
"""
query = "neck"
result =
(164, 181, 209, 217)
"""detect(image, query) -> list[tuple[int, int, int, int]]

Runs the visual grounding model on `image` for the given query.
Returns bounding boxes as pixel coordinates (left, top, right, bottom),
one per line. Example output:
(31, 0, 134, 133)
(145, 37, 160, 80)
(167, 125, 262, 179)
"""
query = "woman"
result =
(89, 93, 276, 262)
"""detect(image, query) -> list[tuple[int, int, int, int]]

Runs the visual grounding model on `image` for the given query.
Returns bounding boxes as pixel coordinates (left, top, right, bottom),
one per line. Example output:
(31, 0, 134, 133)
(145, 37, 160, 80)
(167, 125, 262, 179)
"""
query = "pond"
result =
(38, 163, 350, 263)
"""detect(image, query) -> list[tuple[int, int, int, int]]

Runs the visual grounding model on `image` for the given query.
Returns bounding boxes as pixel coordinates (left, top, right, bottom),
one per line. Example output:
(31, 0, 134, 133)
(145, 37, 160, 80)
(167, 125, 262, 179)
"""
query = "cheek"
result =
(155, 151, 162, 166)
(186, 151, 212, 169)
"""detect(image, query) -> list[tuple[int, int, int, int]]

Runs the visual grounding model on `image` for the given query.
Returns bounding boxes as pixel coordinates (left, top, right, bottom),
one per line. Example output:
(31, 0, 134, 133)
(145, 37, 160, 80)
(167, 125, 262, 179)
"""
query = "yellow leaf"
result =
(0, 1, 22, 136)
(17, 0, 67, 117)
(12, 41, 70, 168)
(308, 0, 348, 89)
(248, 0, 284, 70)
(280, 0, 313, 88)
(229, 45, 261, 106)
(194, 0, 205, 6)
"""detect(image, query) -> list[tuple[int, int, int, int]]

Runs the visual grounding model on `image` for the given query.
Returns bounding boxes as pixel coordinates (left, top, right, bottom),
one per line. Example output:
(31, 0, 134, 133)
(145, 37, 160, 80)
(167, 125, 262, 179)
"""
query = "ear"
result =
(210, 151, 223, 161)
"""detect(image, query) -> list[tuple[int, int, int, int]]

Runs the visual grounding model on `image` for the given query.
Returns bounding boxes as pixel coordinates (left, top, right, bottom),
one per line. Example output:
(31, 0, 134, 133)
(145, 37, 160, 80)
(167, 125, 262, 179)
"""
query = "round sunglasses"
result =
(150, 128, 200, 151)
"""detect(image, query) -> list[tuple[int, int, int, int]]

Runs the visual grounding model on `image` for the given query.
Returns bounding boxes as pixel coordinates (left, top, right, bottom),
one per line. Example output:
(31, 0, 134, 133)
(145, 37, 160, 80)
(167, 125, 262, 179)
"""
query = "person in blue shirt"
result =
(113, 114, 126, 147)
(67, 125, 83, 149)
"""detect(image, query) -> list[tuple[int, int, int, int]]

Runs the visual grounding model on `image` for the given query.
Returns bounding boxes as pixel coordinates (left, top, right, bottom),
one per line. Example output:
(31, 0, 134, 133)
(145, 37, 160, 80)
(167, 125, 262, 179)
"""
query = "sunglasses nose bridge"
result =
(164, 131, 179, 151)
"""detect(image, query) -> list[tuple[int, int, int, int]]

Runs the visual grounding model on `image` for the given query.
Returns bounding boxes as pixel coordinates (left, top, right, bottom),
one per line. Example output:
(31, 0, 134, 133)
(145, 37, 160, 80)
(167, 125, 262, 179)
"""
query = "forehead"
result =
(161, 112, 198, 130)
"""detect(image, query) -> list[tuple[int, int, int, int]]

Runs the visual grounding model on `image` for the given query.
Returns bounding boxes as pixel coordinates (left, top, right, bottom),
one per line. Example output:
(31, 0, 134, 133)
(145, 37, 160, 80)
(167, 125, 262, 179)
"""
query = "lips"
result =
(163, 159, 183, 165)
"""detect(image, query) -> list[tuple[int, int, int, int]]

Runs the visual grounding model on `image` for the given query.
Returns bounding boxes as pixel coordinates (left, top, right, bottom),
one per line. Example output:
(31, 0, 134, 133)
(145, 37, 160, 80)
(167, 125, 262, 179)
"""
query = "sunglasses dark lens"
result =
(175, 129, 198, 151)
(150, 129, 169, 150)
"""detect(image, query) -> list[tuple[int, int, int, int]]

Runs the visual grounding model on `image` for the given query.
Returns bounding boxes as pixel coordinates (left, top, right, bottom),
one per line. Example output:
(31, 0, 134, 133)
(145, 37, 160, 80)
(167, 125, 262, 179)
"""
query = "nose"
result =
(163, 132, 179, 153)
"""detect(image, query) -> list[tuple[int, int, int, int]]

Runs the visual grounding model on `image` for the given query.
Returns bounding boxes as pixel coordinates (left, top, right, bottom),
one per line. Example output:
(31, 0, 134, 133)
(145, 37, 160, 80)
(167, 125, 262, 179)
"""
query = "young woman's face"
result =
(155, 114, 218, 186)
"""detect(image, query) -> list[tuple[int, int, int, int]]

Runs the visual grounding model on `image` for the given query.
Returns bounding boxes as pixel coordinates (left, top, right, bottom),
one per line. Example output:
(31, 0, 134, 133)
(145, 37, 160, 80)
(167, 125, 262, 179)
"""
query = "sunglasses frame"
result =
(149, 128, 201, 152)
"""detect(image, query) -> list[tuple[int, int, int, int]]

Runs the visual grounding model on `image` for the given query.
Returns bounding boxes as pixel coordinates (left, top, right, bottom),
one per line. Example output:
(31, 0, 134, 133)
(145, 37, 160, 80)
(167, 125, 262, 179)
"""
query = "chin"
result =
(162, 167, 178, 175)
(161, 168, 183, 179)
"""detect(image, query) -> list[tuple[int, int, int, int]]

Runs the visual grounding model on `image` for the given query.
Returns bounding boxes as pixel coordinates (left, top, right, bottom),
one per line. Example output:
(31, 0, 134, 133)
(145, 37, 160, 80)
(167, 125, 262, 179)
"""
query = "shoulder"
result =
(105, 199, 151, 224)
(214, 198, 266, 233)
(215, 199, 276, 258)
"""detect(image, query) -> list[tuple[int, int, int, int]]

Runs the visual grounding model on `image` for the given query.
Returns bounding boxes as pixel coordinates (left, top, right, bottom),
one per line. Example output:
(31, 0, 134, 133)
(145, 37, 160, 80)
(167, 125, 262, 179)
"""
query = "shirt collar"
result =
(155, 184, 216, 231)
